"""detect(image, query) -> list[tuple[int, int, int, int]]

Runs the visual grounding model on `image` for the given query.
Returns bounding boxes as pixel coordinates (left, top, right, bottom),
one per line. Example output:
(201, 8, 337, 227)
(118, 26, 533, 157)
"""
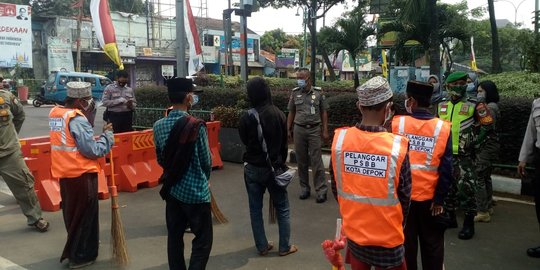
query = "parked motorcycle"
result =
(32, 94, 58, 107)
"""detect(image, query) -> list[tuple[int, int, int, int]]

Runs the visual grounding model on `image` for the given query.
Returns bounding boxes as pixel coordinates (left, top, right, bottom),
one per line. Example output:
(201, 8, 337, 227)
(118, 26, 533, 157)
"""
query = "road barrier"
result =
(20, 121, 223, 211)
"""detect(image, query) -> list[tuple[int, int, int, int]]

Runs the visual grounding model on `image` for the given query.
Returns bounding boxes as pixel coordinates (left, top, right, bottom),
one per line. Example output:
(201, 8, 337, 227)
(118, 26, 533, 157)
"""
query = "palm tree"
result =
(487, 0, 502, 73)
(326, 8, 374, 87)
(379, 0, 469, 75)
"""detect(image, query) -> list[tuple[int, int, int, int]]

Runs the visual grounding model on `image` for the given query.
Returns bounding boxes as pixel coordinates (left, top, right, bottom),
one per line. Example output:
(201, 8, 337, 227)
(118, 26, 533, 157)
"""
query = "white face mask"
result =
(404, 98, 412, 114)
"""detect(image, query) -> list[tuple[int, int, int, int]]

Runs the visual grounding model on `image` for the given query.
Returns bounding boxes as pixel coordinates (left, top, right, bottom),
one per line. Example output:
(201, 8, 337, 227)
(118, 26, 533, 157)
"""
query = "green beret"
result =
(445, 71, 468, 84)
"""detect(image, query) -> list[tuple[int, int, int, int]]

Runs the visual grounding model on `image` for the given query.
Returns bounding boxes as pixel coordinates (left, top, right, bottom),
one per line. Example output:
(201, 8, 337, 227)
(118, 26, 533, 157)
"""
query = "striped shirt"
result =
(153, 110, 211, 204)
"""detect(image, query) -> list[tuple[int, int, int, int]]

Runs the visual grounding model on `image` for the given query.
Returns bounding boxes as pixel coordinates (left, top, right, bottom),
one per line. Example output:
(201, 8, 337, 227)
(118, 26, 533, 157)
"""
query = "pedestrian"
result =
(102, 70, 136, 133)
(287, 68, 329, 203)
(428, 74, 446, 106)
(392, 81, 452, 270)
(153, 78, 212, 270)
(49, 82, 114, 269)
(437, 71, 492, 240)
(474, 80, 500, 222)
(239, 77, 297, 257)
(0, 88, 49, 232)
(466, 72, 479, 98)
(518, 97, 540, 258)
(330, 76, 412, 270)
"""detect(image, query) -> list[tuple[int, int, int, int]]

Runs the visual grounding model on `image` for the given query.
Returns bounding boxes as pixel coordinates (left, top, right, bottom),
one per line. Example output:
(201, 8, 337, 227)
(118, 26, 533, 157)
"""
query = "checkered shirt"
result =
(153, 110, 211, 204)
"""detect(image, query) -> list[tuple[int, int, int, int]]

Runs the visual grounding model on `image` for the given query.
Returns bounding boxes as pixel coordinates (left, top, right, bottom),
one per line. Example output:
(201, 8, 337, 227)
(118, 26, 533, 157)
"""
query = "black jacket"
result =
(239, 83, 288, 167)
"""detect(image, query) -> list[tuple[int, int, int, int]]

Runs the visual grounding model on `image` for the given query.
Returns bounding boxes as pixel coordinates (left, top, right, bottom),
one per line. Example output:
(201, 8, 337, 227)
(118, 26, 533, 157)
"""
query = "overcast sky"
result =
(197, 0, 535, 35)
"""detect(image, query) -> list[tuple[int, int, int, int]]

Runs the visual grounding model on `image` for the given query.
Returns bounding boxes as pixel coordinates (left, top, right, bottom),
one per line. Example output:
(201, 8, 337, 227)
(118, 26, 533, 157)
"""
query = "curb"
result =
(288, 150, 523, 196)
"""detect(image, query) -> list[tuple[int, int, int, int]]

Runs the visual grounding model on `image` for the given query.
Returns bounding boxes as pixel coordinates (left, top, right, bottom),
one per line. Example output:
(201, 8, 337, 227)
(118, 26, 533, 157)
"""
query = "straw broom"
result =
(210, 188, 228, 224)
(109, 149, 129, 265)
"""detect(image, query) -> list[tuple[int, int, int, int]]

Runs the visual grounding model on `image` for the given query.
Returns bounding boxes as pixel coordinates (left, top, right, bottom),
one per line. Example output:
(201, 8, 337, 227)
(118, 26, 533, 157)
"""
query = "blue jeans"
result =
(244, 163, 291, 253)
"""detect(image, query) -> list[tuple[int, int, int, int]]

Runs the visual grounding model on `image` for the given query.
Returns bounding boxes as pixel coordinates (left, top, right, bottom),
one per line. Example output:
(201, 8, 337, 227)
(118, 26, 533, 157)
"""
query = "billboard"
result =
(276, 48, 299, 69)
(48, 37, 74, 72)
(0, 3, 32, 68)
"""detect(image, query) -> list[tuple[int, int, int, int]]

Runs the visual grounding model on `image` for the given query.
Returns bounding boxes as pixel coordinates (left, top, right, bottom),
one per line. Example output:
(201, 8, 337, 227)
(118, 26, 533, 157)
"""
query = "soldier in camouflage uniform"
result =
(0, 89, 49, 232)
(474, 81, 500, 222)
(438, 71, 492, 240)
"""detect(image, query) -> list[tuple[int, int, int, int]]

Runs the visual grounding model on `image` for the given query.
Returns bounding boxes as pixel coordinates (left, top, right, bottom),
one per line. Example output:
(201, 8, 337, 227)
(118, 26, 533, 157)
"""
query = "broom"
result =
(210, 188, 228, 224)
(109, 149, 129, 265)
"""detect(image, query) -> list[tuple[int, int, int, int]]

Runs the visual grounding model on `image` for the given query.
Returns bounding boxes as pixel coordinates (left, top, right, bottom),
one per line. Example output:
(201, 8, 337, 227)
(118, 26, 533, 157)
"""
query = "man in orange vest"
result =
(49, 82, 114, 269)
(392, 81, 453, 270)
(330, 76, 411, 270)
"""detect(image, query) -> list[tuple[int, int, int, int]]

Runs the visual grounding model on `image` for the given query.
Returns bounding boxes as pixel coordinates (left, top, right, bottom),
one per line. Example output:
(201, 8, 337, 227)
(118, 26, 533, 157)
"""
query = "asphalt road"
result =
(0, 105, 539, 270)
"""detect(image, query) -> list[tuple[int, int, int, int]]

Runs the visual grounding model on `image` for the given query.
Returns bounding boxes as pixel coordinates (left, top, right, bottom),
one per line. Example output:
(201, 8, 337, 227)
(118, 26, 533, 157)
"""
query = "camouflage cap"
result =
(356, 76, 393, 106)
(66, 81, 92, 98)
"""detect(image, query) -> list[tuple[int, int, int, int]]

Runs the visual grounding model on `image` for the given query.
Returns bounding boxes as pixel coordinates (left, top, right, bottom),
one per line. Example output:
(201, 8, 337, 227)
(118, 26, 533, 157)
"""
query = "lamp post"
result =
(494, 0, 527, 26)
(295, 7, 307, 67)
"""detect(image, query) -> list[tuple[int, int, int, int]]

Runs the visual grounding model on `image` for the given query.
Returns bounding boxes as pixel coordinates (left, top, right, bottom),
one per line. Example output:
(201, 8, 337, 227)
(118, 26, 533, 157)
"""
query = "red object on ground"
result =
(206, 121, 223, 169)
(17, 86, 28, 102)
(322, 235, 346, 270)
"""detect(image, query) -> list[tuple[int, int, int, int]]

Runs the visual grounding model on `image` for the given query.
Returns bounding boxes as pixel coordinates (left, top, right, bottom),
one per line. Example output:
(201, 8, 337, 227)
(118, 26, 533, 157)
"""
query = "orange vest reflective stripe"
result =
(392, 115, 451, 201)
(331, 127, 409, 248)
(49, 106, 99, 179)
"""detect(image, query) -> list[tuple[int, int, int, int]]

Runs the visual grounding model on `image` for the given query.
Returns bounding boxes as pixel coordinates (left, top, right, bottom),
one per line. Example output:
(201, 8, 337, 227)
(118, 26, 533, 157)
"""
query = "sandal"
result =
(279, 245, 298, 256)
(258, 241, 274, 256)
(31, 218, 49, 232)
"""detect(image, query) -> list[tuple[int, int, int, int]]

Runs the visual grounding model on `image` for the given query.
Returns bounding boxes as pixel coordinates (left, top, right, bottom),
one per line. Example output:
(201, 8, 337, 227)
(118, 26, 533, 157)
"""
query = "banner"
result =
(184, 0, 203, 76)
(90, 0, 124, 70)
(47, 37, 74, 72)
(0, 3, 32, 68)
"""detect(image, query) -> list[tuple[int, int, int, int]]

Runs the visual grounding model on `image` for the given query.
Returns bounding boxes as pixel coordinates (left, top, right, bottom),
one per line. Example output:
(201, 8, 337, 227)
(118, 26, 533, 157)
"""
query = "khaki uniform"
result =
(0, 89, 43, 225)
(288, 86, 329, 195)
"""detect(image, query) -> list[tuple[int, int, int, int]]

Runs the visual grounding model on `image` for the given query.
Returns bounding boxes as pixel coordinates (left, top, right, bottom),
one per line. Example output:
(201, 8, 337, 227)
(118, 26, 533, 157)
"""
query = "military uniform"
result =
(438, 97, 479, 217)
(475, 100, 500, 215)
(0, 89, 45, 227)
(288, 86, 329, 198)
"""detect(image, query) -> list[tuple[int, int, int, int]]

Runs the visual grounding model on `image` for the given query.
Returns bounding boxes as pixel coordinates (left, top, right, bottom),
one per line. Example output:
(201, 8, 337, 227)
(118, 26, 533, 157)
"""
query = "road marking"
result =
(0, 256, 27, 270)
(0, 178, 13, 196)
(493, 195, 535, 206)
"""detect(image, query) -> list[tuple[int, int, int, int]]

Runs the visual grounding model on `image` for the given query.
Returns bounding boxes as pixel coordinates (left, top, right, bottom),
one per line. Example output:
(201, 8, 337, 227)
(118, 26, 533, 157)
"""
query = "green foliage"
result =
(211, 106, 244, 129)
(497, 96, 533, 164)
(134, 86, 169, 108)
(481, 72, 540, 98)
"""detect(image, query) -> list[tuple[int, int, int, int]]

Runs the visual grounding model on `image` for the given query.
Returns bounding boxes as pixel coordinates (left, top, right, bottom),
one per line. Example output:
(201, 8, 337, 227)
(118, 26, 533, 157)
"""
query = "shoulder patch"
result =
(476, 102, 493, 125)
(313, 86, 322, 91)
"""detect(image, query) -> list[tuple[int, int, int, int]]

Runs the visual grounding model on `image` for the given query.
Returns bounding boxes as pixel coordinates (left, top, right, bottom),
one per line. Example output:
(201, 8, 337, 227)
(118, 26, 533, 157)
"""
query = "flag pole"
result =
(76, 0, 84, 72)
(177, 0, 186, 77)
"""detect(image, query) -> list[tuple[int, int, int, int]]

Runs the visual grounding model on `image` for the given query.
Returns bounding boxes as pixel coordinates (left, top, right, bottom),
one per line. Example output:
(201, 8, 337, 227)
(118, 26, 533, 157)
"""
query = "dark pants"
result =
(346, 249, 407, 270)
(404, 201, 445, 270)
(533, 150, 540, 225)
(166, 197, 213, 270)
(107, 111, 133, 133)
(59, 173, 99, 264)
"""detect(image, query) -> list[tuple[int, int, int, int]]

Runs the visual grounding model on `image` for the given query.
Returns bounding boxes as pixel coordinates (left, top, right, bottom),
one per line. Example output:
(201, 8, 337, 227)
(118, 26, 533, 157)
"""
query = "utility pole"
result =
(536, 0, 539, 34)
(76, 0, 84, 72)
(239, 0, 249, 82)
(146, 0, 150, 47)
(177, 0, 187, 77)
(309, 0, 317, 86)
(227, 0, 234, 76)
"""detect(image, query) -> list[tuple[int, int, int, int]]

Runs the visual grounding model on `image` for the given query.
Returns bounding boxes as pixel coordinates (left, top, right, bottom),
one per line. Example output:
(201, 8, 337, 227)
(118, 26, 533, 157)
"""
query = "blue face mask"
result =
(190, 94, 199, 107)
(297, 79, 306, 88)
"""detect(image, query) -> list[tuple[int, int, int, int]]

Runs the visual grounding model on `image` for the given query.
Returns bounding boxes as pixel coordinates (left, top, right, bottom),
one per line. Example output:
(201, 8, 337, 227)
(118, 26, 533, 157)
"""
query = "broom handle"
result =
(109, 148, 118, 209)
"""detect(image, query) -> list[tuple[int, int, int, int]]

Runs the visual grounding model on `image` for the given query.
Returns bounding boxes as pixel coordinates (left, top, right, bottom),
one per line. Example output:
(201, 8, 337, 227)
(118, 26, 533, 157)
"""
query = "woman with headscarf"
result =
(466, 72, 479, 98)
(428, 75, 445, 105)
(474, 80, 500, 223)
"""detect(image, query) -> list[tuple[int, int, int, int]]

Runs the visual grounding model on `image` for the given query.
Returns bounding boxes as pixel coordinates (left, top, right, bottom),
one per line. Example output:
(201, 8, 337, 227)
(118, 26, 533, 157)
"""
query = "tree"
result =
(258, 0, 349, 85)
(260, 29, 288, 54)
(380, 1, 470, 75)
(320, 7, 374, 87)
(317, 26, 341, 81)
(487, 0, 502, 73)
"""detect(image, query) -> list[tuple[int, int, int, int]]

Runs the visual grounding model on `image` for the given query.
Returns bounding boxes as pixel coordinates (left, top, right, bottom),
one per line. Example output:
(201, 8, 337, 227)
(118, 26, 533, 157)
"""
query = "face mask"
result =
(118, 81, 127, 87)
(404, 98, 412, 114)
(80, 98, 96, 127)
(297, 79, 306, 88)
(383, 102, 394, 126)
(431, 83, 440, 92)
(466, 83, 476, 95)
(448, 85, 467, 99)
(190, 94, 199, 107)
(477, 91, 486, 100)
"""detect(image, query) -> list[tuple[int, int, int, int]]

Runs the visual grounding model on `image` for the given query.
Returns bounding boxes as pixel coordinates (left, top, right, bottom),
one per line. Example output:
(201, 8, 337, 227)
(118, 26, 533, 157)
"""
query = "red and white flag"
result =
(90, 0, 124, 70)
(184, 0, 203, 76)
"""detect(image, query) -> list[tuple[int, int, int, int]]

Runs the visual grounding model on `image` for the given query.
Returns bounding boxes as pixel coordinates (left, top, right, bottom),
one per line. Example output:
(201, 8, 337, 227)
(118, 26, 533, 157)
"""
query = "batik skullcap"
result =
(356, 76, 393, 106)
(66, 82, 92, 98)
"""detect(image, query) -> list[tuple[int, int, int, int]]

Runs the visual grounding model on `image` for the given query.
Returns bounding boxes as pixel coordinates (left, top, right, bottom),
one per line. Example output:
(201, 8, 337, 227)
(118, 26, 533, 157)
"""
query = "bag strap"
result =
(248, 108, 274, 172)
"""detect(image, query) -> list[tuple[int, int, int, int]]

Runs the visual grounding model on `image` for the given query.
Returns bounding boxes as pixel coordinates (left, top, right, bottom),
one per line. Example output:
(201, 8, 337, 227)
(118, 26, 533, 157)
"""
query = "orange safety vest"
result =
(49, 106, 99, 179)
(392, 115, 451, 201)
(331, 127, 409, 248)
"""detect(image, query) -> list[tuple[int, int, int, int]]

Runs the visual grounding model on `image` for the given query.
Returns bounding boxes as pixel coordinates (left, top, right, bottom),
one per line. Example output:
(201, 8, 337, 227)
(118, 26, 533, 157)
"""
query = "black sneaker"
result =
(527, 246, 540, 258)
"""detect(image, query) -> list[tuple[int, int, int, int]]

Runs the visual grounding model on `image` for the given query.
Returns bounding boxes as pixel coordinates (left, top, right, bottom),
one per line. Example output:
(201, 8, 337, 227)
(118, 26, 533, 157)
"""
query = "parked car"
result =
(44, 71, 112, 103)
